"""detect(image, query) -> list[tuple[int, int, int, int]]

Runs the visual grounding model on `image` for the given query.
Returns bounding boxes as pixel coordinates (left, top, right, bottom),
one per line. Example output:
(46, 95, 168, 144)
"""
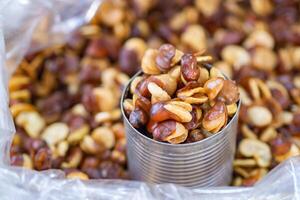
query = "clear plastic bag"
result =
(0, 0, 299, 199)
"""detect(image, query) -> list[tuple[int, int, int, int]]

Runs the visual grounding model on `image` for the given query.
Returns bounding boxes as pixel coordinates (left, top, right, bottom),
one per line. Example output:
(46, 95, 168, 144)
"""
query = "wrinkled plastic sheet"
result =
(0, 0, 299, 199)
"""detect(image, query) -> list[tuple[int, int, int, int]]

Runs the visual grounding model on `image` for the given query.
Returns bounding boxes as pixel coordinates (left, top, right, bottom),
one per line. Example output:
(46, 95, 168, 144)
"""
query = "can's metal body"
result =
(121, 71, 240, 188)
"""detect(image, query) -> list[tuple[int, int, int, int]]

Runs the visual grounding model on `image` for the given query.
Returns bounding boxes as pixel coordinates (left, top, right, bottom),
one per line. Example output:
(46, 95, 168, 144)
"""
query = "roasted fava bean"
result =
(270, 134, 292, 156)
(123, 99, 134, 116)
(150, 101, 192, 123)
(204, 77, 225, 101)
(184, 106, 202, 130)
(252, 47, 277, 71)
(177, 81, 208, 104)
(80, 135, 104, 155)
(181, 25, 207, 52)
(152, 120, 188, 144)
(250, 0, 273, 16)
(221, 45, 250, 70)
(119, 38, 146, 76)
(165, 122, 188, 144)
(147, 82, 171, 104)
(150, 74, 178, 96)
(155, 44, 176, 72)
(66, 171, 89, 180)
(34, 148, 52, 170)
(141, 49, 161, 75)
(16, 111, 45, 138)
(181, 54, 200, 82)
(186, 129, 205, 143)
(239, 138, 271, 168)
(217, 80, 240, 105)
(92, 126, 116, 149)
(129, 108, 148, 128)
(247, 106, 273, 127)
(42, 123, 69, 146)
(202, 101, 227, 133)
(176, 81, 203, 97)
(243, 30, 274, 49)
(152, 120, 176, 141)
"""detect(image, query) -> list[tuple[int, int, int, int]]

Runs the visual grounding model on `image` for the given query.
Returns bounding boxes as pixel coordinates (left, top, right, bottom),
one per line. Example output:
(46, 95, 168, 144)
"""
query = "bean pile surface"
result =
(10, 0, 300, 186)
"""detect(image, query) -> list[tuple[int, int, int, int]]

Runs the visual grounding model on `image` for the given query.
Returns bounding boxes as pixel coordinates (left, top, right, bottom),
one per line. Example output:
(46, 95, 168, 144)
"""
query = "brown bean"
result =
(129, 108, 148, 128)
(150, 101, 192, 123)
(186, 129, 205, 143)
(119, 48, 140, 76)
(181, 54, 200, 82)
(217, 80, 240, 105)
(184, 106, 202, 130)
(152, 120, 176, 141)
(270, 134, 292, 156)
(135, 94, 152, 113)
(202, 101, 227, 133)
(270, 88, 291, 109)
(155, 44, 176, 72)
(34, 148, 52, 170)
(204, 77, 224, 101)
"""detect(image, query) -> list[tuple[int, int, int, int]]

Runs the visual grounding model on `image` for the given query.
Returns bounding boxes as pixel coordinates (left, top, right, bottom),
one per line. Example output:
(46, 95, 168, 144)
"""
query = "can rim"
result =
(120, 68, 241, 148)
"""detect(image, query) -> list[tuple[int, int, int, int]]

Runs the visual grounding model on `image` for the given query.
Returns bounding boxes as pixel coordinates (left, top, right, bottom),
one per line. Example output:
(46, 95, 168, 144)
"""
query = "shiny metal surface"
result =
(121, 70, 240, 188)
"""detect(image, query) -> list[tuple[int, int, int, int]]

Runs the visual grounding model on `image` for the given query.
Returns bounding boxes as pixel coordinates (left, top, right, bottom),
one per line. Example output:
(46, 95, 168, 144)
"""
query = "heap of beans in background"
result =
(9, 43, 129, 180)
(123, 43, 239, 144)
(9, 0, 300, 186)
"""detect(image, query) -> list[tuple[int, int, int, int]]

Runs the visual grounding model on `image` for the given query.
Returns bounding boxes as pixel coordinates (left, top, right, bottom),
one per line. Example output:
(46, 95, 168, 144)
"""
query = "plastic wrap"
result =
(0, 0, 299, 199)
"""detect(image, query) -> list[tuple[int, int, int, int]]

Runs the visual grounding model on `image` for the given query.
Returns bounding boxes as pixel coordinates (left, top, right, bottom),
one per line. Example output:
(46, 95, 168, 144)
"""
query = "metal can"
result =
(121, 71, 240, 188)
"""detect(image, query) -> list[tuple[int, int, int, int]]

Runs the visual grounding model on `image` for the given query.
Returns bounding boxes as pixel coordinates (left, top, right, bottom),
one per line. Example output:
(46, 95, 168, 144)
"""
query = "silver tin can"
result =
(121, 71, 240, 188)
